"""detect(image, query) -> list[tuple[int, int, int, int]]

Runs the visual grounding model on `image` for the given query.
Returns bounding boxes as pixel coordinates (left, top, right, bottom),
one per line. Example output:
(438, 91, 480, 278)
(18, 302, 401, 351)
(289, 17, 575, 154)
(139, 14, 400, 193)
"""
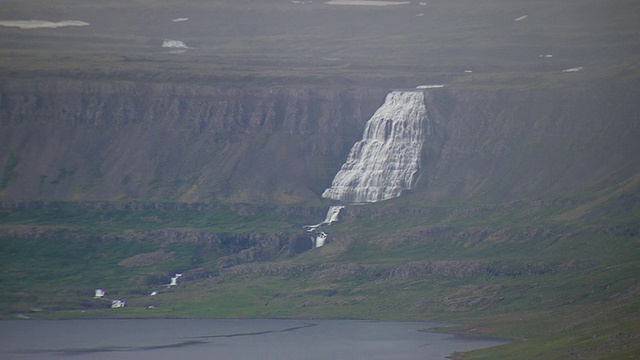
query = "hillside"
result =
(1, 0, 639, 359)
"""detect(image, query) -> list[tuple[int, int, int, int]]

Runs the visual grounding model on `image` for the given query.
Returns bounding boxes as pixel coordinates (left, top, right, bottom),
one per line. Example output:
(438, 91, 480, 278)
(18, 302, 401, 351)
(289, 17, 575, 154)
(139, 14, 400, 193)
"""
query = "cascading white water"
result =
(305, 205, 344, 248)
(306, 90, 429, 248)
(306, 205, 345, 231)
(322, 91, 428, 203)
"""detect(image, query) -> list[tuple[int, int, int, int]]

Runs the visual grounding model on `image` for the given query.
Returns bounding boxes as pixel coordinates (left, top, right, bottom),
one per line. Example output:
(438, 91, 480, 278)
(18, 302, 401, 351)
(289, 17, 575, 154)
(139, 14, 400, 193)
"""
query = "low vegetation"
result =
(1, 188, 638, 358)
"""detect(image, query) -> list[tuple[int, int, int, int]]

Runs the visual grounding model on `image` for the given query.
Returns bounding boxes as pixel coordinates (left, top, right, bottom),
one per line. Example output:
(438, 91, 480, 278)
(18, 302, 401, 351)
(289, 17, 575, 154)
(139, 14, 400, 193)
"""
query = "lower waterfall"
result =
(307, 90, 429, 248)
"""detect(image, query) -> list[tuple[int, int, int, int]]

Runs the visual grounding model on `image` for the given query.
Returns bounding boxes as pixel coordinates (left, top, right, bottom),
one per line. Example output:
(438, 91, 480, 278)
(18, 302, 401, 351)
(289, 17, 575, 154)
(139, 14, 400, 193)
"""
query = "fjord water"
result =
(0, 319, 505, 359)
(322, 91, 428, 203)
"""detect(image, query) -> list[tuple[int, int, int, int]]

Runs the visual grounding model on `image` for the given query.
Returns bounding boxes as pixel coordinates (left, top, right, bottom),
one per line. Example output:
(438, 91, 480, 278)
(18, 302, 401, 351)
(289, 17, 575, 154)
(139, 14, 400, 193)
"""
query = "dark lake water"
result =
(0, 319, 506, 359)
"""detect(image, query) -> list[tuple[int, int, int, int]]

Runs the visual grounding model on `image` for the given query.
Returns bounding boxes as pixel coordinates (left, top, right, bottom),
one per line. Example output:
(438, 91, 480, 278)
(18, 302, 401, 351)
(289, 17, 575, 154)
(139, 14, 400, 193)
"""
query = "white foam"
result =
(513, 15, 528, 22)
(0, 20, 89, 29)
(314, 232, 328, 247)
(562, 66, 584, 73)
(162, 40, 188, 49)
(326, 0, 410, 6)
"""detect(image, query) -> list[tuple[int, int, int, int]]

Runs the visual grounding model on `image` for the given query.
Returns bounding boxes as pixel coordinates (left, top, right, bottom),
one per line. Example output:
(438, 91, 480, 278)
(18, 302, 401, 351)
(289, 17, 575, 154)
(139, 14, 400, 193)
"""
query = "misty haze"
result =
(0, 0, 639, 359)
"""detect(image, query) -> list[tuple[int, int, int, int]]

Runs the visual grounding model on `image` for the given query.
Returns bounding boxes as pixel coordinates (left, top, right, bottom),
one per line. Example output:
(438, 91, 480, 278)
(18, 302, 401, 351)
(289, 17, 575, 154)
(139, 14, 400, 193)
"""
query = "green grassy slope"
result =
(1, 185, 638, 358)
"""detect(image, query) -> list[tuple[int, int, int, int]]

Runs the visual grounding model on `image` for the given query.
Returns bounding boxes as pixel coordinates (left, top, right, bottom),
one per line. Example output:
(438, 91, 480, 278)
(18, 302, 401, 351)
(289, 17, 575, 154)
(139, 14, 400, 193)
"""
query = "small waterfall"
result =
(306, 205, 344, 248)
(314, 232, 328, 248)
(322, 91, 428, 203)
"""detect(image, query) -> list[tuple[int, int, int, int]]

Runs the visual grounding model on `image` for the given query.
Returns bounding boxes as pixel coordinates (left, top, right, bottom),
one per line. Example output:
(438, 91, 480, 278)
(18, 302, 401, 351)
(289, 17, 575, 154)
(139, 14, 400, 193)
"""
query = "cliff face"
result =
(0, 79, 385, 203)
(418, 83, 640, 200)
(1, 79, 639, 204)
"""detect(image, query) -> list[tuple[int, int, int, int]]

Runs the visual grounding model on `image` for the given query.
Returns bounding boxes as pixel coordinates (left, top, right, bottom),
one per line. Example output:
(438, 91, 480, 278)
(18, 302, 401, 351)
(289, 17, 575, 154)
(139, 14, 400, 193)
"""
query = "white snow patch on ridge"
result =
(326, 0, 410, 6)
(417, 84, 445, 89)
(562, 66, 583, 73)
(0, 20, 89, 29)
(162, 40, 188, 49)
(513, 15, 528, 21)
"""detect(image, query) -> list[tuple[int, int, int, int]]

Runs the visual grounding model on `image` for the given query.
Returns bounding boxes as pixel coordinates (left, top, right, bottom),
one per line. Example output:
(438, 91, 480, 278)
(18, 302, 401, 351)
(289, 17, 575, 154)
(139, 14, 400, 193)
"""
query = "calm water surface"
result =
(0, 319, 506, 359)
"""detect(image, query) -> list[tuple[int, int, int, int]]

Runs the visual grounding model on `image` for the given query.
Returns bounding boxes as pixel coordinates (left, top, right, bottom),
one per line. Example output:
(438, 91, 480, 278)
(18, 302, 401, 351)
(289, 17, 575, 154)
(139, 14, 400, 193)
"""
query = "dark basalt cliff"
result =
(0, 79, 385, 204)
(1, 79, 639, 205)
(418, 84, 640, 200)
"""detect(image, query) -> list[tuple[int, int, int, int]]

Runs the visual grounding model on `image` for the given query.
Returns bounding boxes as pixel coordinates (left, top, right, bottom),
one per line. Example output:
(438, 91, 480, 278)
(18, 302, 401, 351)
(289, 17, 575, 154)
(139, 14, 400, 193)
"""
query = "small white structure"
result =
(111, 300, 126, 308)
(94, 289, 105, 298)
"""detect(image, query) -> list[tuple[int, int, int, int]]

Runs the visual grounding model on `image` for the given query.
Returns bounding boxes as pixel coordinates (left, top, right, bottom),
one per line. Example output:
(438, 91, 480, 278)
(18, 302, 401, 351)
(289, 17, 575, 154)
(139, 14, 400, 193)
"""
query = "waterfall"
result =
(322, 91, 428, 203)
(306, 90, 428, 248)
(307, 205, 345, 230)
(305, 205, 344, 248)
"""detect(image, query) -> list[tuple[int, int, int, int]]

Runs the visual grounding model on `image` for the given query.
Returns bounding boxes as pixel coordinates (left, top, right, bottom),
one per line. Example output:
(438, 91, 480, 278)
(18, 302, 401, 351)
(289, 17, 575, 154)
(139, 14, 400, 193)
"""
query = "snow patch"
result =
(539, 54, 553, 58)
(0, 20, 89, 29)
(162, 40, 188, 49)
(562, 66, 583, 73)
(171, 18, 189, 22)
(326, 0, 410, 6)
(513, 15, 528, 21)
(416, 84, 445, 89)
